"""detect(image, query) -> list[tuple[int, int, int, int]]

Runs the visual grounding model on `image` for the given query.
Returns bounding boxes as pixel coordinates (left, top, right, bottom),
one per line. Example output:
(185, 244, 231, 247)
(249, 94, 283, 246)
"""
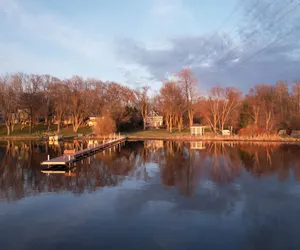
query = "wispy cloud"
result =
(116, 0, 300, 91)
(0, 0, 113, 60)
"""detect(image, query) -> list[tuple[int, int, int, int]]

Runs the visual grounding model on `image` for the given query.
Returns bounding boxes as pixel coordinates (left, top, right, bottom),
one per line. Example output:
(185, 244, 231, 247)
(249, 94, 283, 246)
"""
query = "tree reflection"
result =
(160, 141, 203, 196)
(0, 141, 145, 201)
(1, 140, 300, 201)
(206, 142, 242, 184)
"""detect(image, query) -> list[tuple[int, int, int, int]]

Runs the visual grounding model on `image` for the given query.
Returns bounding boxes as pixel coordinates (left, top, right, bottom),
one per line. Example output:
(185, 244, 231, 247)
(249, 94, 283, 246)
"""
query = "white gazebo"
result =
(190, 125, 205, 136)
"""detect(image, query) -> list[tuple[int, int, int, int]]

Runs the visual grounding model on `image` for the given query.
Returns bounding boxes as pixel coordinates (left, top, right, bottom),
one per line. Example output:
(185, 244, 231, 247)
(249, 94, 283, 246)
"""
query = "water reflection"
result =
(0, 140, 300, 202)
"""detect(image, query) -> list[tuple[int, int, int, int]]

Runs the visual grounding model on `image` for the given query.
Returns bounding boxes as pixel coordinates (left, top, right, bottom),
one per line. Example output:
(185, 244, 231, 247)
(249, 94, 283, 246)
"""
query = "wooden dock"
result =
(41, 137, 125, 166)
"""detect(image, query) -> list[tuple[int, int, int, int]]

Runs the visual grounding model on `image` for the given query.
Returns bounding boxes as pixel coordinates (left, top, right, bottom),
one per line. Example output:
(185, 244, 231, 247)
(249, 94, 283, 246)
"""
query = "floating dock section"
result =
(41, 137, 126, 166)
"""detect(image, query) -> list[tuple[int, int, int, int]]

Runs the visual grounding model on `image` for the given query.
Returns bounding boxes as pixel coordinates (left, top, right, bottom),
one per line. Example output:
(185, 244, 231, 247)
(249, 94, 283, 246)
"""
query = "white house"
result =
(146, 110, 163, 128)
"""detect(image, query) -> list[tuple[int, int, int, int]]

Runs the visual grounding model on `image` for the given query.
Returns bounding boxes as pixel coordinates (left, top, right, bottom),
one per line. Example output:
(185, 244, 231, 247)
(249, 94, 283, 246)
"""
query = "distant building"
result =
(221, 129, 231, 136)
(190, 125, 205, 136)
(146, 110, 163, 128)
(278, 130, 286, 136)
(291, 130, 300, 137)
(87, 116, 102, 127)
(12, 109, 30, 124)
(52, 116, 72, 125)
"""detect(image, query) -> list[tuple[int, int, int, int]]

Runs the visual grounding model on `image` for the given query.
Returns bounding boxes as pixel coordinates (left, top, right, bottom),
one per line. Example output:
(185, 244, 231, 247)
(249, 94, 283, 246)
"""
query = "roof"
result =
(190, 124, 205, 127)
(148, 110, 162, 117)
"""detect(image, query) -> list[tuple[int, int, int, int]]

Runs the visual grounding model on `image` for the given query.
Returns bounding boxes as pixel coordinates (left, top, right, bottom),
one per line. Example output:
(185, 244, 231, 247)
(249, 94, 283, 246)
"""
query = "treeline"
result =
(1, 70, 300, 136)
(0, 73, 142, 135)
(155, 69, 300, 134)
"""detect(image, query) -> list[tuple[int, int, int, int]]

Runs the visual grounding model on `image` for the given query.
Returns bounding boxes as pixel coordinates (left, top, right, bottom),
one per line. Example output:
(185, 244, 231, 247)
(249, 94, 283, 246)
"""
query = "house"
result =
(190, 125, 205, 136)
(12, 109, 30, 124)
(278, 130, 286, 136)
(146, 110, 163, 128)
(87, 116, 99, 127)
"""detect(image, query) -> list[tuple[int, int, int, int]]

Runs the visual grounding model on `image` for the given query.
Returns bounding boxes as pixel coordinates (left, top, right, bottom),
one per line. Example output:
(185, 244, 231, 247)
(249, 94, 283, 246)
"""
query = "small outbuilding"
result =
(190, 125, 205, 136)
(291, 130, 300, 137)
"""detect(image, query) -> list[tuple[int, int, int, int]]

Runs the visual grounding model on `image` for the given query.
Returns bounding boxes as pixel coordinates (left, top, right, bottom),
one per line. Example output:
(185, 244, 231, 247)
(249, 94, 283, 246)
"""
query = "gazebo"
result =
(190, 125, 205, 136)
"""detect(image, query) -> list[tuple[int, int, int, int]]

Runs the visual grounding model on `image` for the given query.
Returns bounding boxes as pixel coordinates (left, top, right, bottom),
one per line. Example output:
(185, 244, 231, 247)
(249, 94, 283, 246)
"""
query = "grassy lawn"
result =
(0, 123, 93, 138)
(125, 128, 190, 138)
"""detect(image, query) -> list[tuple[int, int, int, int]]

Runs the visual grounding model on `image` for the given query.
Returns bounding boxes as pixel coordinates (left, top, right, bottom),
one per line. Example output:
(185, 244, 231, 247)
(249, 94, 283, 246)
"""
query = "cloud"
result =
(116, 0, 300, 91)
(0, 0, 129, 82)
(0, 0, 113, 60)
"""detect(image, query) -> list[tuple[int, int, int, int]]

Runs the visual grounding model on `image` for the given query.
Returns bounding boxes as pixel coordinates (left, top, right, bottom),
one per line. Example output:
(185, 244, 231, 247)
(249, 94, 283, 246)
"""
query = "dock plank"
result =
(41, 155, 75, 165)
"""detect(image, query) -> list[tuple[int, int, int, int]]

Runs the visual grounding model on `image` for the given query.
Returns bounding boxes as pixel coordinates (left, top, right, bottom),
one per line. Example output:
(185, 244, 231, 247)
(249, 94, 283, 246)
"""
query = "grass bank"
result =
(125, 129, 300, 142)
(0, 123, 92, 140)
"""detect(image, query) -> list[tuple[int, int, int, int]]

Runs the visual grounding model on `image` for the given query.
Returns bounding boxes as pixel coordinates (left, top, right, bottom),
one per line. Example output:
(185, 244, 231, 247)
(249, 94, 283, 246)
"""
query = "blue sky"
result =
(1, 0, 299, 91)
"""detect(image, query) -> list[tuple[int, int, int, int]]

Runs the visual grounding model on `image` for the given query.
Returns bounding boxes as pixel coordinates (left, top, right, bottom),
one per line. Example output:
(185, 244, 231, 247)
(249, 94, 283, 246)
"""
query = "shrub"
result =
(92, 114, 116, 136)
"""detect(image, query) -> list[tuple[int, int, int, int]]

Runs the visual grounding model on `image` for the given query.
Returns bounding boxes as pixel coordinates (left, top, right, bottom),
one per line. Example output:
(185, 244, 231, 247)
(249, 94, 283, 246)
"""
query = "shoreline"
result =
(126, 136, 299, 143)
(0, 135, 299, 143)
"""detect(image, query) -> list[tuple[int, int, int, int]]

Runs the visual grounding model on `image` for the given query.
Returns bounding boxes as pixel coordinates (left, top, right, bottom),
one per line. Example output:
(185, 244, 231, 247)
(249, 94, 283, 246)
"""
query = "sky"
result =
(0, 0, 300, 92)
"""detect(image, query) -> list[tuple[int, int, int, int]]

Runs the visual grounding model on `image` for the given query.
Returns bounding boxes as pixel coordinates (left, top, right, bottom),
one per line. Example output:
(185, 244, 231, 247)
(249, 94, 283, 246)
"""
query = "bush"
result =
(92, 114, 116, 136)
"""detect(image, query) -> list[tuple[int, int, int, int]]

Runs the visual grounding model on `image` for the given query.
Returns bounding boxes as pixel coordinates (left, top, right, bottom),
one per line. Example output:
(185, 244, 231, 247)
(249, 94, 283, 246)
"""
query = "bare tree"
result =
(103, 82, 135, 130)
(160, 81, 183, 132)
(177, 68, 199, 127)
(66, 76, 92, 133)
(48, 81, 68, 133)
(201, 87, 222, 132)
(0, 75, 18, 135)
(247, 84, 276, 131)
(219, 87, 241, 131)
(134, 86, 150, 130)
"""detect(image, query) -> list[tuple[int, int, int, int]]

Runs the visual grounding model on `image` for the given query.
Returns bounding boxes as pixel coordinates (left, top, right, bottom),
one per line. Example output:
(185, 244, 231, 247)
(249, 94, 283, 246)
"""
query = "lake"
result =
(1, 140, 300, 250)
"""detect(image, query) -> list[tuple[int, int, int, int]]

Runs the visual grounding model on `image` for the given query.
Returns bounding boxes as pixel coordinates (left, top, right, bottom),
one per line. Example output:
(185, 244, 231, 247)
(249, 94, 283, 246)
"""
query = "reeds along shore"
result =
(126, 134, 299, 142)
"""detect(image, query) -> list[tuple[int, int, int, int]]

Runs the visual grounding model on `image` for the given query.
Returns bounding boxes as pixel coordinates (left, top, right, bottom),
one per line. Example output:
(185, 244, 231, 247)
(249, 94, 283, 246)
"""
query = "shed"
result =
(190, 125, 205, 136)
(291, 130, 300, 137)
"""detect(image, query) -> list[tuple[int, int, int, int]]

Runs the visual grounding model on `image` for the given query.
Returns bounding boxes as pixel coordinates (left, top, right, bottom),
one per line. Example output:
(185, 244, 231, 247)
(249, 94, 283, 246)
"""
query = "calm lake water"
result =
(1, 140, 300, 250)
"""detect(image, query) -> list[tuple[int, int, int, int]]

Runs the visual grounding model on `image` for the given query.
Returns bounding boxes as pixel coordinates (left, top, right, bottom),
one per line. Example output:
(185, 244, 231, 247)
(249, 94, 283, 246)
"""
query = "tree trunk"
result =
(143, 118, 146, 130)
(169, 116, 173, 133)
(73, 123, 79, 132)
(188, 110, 194, 127)
(57, 121, 61, 133)
(178, 115, 183, 132)
(47, 120, 51, 131)
(165, 114, 170, 131)
(29, 107, 32, 134)
(5, 122, 11, 136)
